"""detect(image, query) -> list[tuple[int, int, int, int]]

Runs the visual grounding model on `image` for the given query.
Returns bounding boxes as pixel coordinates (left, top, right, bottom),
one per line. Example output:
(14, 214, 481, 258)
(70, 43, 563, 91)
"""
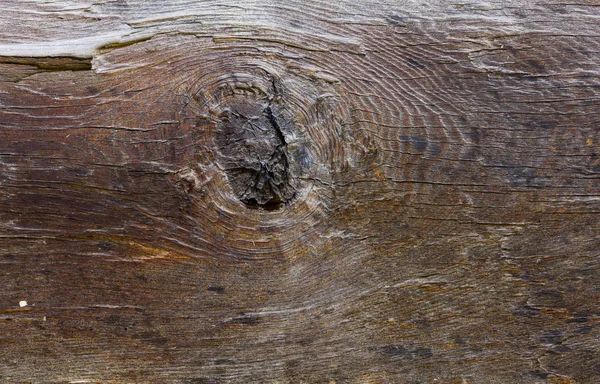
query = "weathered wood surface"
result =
(1, 1, 600, 383)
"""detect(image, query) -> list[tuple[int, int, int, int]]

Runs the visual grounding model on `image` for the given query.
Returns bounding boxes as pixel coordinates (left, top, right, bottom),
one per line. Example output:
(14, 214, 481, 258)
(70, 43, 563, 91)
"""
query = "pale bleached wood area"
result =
(1, 1, 600, 383)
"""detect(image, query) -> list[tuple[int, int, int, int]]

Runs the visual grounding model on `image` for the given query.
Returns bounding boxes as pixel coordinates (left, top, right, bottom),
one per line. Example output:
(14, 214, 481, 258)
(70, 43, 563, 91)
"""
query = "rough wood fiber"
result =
(1, 1, 599, 383)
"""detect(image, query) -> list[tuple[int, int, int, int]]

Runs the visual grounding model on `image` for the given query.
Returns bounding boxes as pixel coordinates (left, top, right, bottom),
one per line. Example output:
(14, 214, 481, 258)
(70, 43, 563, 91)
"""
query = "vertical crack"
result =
(265, 105, 287, 146)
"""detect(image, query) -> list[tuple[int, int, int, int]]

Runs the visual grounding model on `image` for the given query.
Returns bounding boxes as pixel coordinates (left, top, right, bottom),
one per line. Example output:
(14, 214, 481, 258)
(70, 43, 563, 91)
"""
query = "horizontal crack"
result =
(0, 56, 92, 71)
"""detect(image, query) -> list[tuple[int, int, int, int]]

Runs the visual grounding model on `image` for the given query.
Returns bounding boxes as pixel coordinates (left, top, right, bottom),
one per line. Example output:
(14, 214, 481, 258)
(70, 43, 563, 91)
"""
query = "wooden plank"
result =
(1, 1, 599, 383)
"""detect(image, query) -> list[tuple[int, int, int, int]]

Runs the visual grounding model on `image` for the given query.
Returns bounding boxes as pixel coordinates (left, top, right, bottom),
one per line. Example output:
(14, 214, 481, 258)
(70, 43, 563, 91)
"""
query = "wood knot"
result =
(215, 95, 304, 210)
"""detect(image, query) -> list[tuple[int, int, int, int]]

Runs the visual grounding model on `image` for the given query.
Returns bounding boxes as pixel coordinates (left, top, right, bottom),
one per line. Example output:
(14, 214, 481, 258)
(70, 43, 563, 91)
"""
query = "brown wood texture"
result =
(1, 1, 600, 383)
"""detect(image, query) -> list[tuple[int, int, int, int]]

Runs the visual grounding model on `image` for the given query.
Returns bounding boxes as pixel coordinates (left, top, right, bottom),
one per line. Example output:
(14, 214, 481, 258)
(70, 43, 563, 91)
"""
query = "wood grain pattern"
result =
(1, 1, 599, 383)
